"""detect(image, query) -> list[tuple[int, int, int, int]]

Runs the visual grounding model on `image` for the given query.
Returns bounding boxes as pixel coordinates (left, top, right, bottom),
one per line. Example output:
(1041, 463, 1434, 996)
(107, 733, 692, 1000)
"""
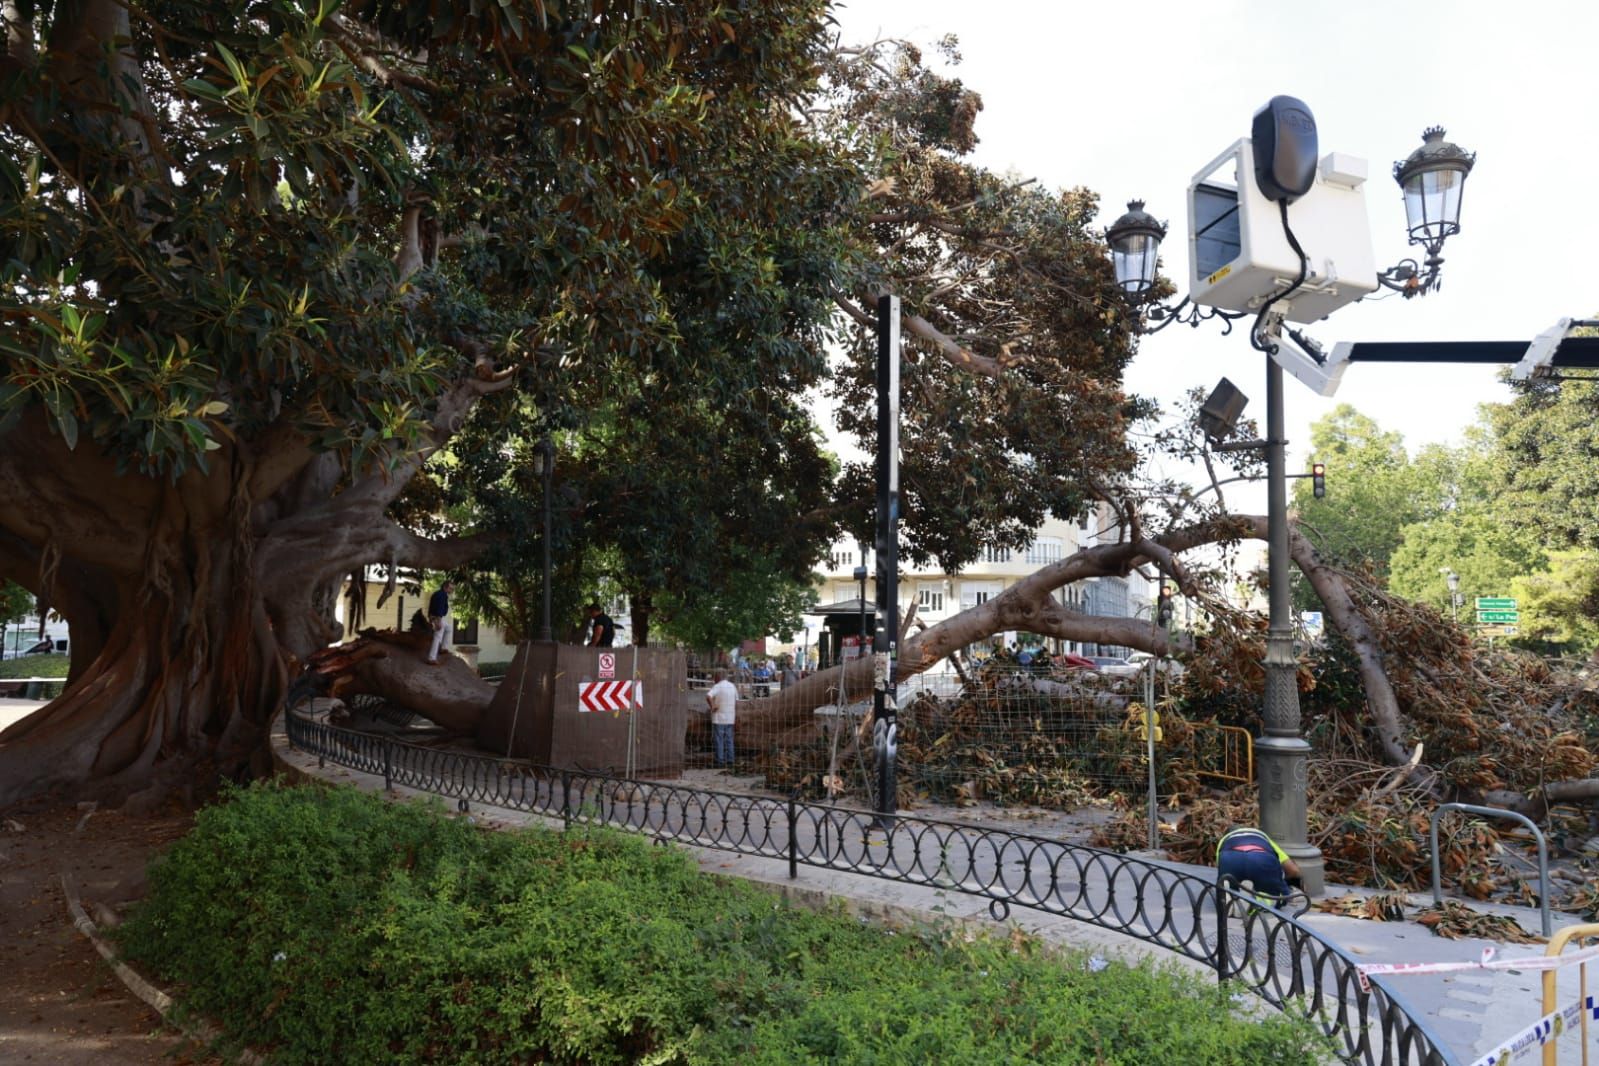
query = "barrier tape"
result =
(1469, 995, 1599, 1066)
(1356, 944, 1599, 993)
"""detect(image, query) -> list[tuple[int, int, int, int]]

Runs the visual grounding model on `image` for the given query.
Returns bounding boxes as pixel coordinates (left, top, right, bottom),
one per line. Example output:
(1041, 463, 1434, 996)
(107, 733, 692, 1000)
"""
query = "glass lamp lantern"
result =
(1105, 200, 1167, 296)
(1393, 127, 1476, 249)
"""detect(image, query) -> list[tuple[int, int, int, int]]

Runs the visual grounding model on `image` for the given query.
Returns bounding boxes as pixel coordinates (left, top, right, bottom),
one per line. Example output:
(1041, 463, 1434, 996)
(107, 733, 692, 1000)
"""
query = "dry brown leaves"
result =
(1414, 900, 1545, 944)
(1313, 893, 1411, 922)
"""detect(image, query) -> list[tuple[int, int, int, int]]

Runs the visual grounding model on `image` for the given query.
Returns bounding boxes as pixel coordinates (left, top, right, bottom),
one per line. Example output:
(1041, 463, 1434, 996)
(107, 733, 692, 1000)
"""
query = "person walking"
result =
(425, 581, 454, 665)
(586, 603, 615, 647)
(706, 669, 738, 768)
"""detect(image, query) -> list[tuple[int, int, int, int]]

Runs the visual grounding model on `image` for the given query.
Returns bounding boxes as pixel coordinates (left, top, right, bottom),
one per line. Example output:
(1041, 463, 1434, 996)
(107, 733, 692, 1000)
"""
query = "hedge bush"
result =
(0, 652, 69, 679)
(119, 782, 1324, 1064)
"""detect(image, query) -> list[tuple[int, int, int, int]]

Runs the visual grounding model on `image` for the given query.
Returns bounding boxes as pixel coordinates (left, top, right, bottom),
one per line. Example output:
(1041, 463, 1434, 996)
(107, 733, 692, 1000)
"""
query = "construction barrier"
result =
(1191, 722, 1253, 787)
(1540, 923, 1599, 1066)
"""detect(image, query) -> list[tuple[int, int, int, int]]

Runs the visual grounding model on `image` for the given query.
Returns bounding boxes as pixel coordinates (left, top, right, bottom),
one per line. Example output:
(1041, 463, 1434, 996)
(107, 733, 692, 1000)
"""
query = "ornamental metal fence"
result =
(283, 699, 1457, 1066)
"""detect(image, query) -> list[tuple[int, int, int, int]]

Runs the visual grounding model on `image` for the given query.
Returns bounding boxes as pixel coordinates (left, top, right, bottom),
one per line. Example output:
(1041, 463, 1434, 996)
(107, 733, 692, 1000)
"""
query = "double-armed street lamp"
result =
(1104, 99, 1476, 896)
(1441, 568, 1462, 623)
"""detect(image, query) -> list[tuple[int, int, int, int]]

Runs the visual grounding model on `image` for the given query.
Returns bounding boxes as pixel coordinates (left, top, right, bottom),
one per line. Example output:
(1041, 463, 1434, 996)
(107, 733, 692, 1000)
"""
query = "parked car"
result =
(1, 637, 67, 660)
(1129, 651, 1185, 677)
(1093, 655, 1144, 680)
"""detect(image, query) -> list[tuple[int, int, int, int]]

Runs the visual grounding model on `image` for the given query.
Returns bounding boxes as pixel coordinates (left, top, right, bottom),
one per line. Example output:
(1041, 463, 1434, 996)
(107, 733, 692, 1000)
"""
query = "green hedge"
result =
(119, 783, 1324, 1065)
(0, 652, 69, 679)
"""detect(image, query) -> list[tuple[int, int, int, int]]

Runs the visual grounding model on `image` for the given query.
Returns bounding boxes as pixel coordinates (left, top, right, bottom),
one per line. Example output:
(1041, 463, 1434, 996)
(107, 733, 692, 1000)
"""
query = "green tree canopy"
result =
(0, 0, 846, 803)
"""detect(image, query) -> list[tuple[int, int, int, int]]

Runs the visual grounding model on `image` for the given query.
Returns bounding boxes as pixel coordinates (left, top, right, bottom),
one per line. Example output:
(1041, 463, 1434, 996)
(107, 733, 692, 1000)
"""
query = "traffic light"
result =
(1156, 582, 1174, 627)
(1312, 462, 1326, 499)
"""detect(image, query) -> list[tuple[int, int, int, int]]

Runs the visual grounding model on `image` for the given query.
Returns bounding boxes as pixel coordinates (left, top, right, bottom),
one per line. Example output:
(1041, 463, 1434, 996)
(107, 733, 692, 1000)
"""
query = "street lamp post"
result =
(873, 294, 901, 821)
(537, 435, 554, 642)
(1444, 569, 1462, 623)
(854, 555, 869, 666)
(1106, 104, 1476, 899)
(1257, 355, 1324, 893)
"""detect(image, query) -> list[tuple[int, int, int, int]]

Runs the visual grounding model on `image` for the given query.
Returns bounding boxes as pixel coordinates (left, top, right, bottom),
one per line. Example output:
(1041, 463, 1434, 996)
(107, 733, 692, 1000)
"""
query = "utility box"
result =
(1188, 139, 1377, 323)
(477, 642, 688, 778)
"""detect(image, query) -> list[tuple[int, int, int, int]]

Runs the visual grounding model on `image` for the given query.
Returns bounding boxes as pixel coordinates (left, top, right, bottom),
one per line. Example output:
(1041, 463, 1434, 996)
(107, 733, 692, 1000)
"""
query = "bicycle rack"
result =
(1429, 802, 1551, 938)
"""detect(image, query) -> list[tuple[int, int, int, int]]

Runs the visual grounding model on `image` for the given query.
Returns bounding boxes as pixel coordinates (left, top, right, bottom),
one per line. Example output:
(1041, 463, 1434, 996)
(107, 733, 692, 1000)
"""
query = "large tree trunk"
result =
(733, 513, 1425, 768)
(0, 478, 285, 808)
(730, 519, 1228, 744)
(1272, 517, 1413, 767)
(0, 374, 506, 807)
(630, 592, 652, 648)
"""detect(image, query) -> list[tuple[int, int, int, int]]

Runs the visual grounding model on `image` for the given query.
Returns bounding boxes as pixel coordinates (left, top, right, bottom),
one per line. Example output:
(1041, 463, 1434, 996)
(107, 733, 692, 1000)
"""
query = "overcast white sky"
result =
(828, 0, 1599, 512)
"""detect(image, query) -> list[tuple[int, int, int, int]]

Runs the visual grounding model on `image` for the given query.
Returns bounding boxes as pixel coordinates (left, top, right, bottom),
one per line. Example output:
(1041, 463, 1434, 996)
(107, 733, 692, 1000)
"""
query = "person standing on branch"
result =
(425, 581, 454, 665)
(586, 603, 615, 647)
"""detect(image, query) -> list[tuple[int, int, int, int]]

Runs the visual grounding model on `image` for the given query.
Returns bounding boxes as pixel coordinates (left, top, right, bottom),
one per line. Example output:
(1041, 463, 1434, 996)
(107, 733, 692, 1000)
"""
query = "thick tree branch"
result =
(333, 369, 518, 514)
(326, 13, 443, 95)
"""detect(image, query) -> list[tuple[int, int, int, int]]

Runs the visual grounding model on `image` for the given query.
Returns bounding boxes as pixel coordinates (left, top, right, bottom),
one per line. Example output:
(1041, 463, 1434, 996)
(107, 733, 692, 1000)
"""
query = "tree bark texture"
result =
(0, 391, 496, 806)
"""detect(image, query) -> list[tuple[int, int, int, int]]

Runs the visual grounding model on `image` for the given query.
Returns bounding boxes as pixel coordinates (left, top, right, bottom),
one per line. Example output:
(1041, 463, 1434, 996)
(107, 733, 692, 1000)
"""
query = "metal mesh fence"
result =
(676, 651, 1186, 810)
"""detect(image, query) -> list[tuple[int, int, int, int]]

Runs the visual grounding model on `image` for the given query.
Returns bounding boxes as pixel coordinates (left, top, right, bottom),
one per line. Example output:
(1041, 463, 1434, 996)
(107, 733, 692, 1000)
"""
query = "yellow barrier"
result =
(1543, 923, 1599, 1066)
(1191, 723, 1253, 787)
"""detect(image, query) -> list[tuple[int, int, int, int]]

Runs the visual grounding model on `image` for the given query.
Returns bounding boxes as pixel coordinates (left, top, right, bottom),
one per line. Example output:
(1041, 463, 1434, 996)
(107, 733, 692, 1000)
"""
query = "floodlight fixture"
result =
(1198, 378, 1249, 442)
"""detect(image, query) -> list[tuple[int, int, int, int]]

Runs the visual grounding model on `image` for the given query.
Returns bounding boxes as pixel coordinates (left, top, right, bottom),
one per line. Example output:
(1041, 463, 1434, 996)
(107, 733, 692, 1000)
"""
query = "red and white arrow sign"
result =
(578, 680, 642, 714)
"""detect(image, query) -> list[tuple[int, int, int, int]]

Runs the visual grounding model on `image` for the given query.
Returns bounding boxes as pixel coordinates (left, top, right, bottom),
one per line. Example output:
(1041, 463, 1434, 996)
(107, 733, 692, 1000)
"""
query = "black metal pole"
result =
(873, 294, 900, 821)
(539, 435, 553, 642)
(1257, 354, 1325, 895)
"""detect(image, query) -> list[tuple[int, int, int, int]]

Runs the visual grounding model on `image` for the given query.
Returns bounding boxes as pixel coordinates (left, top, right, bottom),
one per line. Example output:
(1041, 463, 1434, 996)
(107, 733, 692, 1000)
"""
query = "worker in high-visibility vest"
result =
(1216, 826, 1301, 903)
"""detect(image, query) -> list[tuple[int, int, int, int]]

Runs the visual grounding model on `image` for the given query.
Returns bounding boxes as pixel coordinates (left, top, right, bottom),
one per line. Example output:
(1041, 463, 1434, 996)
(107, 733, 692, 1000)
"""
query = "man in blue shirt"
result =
(425, 581, 453, 665)
(752, 659, 773, 697)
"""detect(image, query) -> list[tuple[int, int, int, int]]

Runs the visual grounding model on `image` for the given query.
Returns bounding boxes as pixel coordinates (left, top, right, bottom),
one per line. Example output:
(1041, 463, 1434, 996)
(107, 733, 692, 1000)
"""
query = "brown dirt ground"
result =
(0, 800, 219, 1065)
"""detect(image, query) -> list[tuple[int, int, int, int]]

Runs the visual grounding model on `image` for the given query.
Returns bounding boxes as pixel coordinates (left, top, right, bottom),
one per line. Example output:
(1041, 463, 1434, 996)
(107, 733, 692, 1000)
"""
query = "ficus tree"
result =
(0, 0, 841, 805)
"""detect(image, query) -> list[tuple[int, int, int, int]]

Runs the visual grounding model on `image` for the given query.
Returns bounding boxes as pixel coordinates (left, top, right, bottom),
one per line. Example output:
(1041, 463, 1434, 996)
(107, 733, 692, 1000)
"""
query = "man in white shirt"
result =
(705, 669, 738, 768)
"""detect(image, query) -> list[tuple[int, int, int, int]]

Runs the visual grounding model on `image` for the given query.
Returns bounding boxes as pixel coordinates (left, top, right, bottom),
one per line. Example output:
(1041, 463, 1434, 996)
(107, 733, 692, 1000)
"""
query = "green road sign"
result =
(1477, 610, 1520, 624)
(1475, 597, 1516, 609)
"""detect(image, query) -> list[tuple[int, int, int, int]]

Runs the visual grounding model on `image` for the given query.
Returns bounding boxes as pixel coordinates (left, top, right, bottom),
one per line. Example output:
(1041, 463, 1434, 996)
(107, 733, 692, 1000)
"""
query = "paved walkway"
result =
(0, 697, 46, 732)
(267, 702, 1596, 1065)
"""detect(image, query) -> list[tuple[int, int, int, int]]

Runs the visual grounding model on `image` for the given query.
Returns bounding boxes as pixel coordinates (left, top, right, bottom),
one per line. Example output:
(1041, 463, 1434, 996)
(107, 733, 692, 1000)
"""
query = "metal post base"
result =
(1256, 735, 1325, 896)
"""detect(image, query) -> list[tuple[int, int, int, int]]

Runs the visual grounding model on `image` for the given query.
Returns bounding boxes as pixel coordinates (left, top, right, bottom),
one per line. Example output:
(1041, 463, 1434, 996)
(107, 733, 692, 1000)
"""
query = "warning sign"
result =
(579, 680, 641, 714)
(598, 652, 616, 679)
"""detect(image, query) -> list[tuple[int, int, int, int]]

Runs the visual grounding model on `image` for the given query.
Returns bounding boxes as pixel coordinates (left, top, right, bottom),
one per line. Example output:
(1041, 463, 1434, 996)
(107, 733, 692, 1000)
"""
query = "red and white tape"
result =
(1357, 944, 1599, 993)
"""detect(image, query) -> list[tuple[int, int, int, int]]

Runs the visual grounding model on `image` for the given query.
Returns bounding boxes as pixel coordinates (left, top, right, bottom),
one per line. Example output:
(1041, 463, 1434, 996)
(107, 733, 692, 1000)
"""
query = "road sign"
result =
(1478, 624, 1519, 638)
(1475, 597, 1516, 610)
(598, 652, 616, 679)
(1476, 610, 1520, 624)
(579, 680, 642, 713)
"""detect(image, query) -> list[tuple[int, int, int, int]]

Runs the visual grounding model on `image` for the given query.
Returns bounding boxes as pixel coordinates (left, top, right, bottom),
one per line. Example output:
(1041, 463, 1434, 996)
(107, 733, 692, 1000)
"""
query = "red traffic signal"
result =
(1312, 462, 1326, 499)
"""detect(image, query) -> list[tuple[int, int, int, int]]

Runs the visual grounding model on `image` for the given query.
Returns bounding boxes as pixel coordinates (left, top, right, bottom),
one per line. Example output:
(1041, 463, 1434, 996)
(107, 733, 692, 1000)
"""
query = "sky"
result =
(827, 0, 1599, 513)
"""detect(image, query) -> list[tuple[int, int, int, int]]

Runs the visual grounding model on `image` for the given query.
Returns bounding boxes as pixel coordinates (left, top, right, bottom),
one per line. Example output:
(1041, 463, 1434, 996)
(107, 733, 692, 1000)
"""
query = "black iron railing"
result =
(283, 702, 1457, 1066)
